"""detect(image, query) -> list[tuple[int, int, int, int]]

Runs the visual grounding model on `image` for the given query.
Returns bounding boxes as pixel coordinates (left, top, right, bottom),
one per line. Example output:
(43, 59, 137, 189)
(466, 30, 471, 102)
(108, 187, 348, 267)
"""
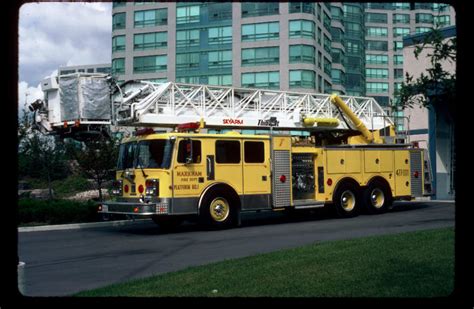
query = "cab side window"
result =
(216, 140, 240, 163)
(177, 140, 202, 163)
(244, 141, 264, 163)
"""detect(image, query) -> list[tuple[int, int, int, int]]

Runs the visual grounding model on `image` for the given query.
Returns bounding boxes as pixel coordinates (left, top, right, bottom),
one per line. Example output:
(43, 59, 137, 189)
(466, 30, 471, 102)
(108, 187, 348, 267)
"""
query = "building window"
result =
(176, 76, 200, 84)
(289, 45, 315, 64)
(176, 29, 200, 48)
(345, 21, 361, 37)
(365, 12, 387, 23)
(208, 2, 232, 21)
(433, 3, 450, 12)
(331, 6, 344, 21)
(176, 5, 200, 24)
(414, 3, 434, 10)
(346, 41, 361, 53)
(393, 55, 403, 65)
(242, 47, 279, 66)
(289, 20, 315, 40)
(324, 80, 332, 93)
(208, 50, 232, 70)
(134, 32, 167, 50)
(366, 40, 388, 51)
(112, 58, 125, 75)
(60, 69, 76, 75)
(393, 3, 410, 10)
(289, 2, 315, 15)
(317, 27, 322, 45)
(244, 141, 265, 163)
(242, 22, 279, 42)
(366, 82, 389, 93)
(176, 53, 200, 70)
(134, 9, 167, 28)
(96, 67, 111, 74)
(331, 27, 344, 44)
(415, 27, 433, 34)
(241, 71, 279, 89)
(208, 26, 232, 45)
(112, 35, 126, 52)
(366, 27, 388, 37)
(366, 3, 393, 10)
(242, 2, 279, 18)
(394, 68, 404, 79)
(434, 15, 451, 27)
(366, 68, 388, 79)
(289, 70, 315, 89)
(416, 13, 433, 24)
(323, 34, 331, 53)
(208, 75, 232, 86)
(393, 27, 410, 37)
(331, 49, 344, 65)
(113, 1, 126, 8)
(393, 14, 410, 24)
(331, 69, 345, 84)
(317, 51, 322, 69)
(133, 55, 167, 73)
(323, 57, 331, 76)
(366, 54, 388, 65)
(323, 11, 331, 31)
(112, 13, 126, 30)
(393, 41, 403, 51)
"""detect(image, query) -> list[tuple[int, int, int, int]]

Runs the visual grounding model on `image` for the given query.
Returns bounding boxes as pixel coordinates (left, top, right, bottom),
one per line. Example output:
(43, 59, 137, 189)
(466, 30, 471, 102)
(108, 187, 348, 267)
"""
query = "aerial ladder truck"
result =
(88, 79, 432, 228)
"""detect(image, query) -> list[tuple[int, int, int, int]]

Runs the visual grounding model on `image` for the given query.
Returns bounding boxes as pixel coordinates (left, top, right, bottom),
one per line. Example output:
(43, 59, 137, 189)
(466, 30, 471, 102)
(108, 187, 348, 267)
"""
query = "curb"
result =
(18, 219, 150, 233)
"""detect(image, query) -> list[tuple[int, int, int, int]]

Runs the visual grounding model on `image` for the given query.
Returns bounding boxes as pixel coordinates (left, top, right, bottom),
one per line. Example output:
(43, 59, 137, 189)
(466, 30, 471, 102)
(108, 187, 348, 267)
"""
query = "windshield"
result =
(117, 139, 174, 170)
(117, 142, 137, 170)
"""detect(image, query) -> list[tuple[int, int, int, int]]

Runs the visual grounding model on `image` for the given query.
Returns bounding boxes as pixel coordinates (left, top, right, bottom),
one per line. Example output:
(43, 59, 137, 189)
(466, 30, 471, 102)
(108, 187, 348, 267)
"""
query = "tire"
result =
(333, 181, 360, 218)
(152, 215, 183, 231)
(363, 180, 392, 214)
(199, 190, 237, 229)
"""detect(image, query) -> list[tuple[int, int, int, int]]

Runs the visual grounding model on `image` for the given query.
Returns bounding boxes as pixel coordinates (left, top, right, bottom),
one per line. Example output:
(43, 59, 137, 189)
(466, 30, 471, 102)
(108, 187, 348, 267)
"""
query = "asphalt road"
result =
(18, 201, 454, 296)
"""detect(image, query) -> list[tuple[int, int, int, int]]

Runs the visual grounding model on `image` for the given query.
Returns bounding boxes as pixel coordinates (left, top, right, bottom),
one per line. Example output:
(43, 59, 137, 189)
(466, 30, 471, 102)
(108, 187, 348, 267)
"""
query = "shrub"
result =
(18, 199, 101, 225)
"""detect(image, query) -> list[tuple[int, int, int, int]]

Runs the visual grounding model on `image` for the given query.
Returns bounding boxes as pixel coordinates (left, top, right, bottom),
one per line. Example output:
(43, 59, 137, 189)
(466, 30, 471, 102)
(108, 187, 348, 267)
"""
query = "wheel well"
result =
(198, 183, 241, 210)
(366, 176, 393, 198)
(333, 177, 360, 194)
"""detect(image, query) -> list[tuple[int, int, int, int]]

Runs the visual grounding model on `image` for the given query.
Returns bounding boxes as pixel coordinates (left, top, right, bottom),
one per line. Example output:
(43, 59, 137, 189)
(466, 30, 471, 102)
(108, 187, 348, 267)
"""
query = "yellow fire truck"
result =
(98, 81, 432, 228)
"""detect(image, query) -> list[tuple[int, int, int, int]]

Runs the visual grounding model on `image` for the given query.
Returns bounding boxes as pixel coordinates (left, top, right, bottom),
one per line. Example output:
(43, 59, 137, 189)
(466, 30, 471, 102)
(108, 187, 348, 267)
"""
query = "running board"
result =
(293, 199, 325, 209)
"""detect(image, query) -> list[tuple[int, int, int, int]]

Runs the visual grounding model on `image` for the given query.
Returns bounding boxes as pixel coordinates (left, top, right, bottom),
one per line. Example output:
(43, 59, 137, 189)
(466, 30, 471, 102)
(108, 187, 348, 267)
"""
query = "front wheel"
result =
(333, 182, 360, 218)
(199, 191, 238, 229)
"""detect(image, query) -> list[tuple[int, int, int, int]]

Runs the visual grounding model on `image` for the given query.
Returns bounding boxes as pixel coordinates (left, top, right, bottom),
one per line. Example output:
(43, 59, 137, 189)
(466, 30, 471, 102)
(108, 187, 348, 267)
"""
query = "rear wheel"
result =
(333, 182, 360, 218)
(363, 180, 392, 214)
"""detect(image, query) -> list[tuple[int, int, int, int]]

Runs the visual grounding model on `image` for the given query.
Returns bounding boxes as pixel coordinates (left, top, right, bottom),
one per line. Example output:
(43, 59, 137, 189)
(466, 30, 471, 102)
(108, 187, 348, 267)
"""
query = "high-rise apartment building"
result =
(364, 2, 455, 108)
(112, 2, 333, 93)
(111, 2, 455, 112)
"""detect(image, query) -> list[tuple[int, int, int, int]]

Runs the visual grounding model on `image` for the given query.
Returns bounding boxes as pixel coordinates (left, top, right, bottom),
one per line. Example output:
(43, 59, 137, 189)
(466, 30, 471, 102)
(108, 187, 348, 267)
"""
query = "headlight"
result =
(145, 179, 159, 196)
(112, 180, 123, 196)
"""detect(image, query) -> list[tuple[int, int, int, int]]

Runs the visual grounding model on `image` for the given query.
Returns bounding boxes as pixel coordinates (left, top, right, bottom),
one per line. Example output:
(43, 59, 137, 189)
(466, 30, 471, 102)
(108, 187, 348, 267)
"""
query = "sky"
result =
(18, 2, 112, 111)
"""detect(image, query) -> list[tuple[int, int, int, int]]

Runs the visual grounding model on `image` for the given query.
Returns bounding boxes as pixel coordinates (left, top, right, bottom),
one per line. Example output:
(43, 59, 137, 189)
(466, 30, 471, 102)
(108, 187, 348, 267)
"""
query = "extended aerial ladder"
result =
(31, 74, 402, 144)
(112, 80, 399, 144)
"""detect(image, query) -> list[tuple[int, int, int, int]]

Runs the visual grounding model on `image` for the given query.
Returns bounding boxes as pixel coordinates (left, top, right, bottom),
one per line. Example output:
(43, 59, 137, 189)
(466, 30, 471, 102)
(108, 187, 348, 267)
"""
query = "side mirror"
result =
(185, 139, 193, 164)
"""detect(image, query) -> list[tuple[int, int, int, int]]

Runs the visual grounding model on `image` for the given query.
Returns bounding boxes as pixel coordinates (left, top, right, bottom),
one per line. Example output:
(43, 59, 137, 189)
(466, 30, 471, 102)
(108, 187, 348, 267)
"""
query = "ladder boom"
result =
(112, 81, 393, 131)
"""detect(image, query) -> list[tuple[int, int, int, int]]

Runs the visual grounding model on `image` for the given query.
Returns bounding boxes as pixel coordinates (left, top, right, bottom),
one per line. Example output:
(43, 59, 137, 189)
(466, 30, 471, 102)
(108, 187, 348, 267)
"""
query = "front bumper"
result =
(99, 198, 170, 216)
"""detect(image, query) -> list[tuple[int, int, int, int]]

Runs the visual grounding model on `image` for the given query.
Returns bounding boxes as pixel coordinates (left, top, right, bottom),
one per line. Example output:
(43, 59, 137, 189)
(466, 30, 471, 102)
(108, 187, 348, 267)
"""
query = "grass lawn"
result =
(76, 227, 454, 298)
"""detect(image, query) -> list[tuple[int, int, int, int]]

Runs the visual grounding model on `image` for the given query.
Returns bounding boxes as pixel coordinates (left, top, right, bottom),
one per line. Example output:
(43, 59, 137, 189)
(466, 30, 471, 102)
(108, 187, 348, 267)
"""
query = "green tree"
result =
(396, 28, 456, 121)
(73, 136, 120, 201)
(18, 130, 68, 199)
